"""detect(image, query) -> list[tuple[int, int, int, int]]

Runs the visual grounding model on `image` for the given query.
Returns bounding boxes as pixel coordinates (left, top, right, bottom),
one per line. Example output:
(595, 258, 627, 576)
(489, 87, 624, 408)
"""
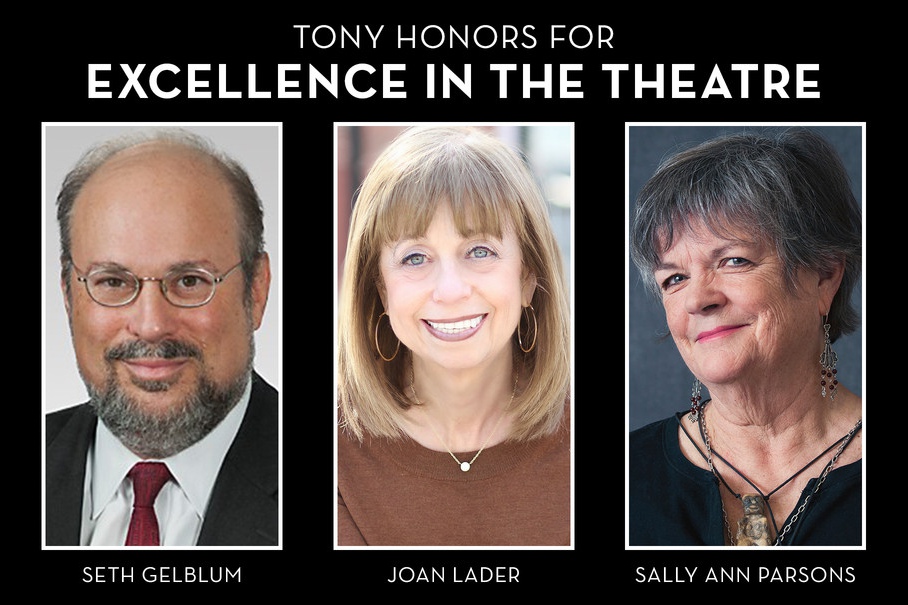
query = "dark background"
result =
(26, 14, 882, 595)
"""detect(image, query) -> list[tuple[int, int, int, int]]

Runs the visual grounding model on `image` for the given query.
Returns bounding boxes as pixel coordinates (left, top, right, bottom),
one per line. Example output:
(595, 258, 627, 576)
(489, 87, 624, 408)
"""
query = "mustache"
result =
(105, 339, 202, 362)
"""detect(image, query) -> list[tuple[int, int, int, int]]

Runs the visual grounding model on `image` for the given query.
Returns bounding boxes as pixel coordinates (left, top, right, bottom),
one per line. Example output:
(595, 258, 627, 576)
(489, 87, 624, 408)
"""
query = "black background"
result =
(27, 14, 883, 595)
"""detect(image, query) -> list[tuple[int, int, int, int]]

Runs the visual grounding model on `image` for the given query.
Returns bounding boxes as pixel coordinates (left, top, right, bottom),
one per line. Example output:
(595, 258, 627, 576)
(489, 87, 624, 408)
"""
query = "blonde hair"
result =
(338, 126, 570, 442)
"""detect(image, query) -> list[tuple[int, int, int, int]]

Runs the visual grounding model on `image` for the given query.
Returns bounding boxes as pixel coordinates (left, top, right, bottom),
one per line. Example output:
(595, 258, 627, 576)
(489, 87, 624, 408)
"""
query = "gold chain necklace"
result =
(410, 368, 519, 472)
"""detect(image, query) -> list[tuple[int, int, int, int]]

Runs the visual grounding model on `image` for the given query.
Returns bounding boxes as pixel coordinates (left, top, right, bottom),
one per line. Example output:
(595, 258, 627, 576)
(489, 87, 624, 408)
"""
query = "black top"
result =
(628, 412, 862, 546)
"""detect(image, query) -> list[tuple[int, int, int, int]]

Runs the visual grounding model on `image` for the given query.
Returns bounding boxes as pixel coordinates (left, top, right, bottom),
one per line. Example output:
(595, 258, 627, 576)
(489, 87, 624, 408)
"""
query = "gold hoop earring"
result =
(374, 312, 400, 362)
(517, 304, 537, 353)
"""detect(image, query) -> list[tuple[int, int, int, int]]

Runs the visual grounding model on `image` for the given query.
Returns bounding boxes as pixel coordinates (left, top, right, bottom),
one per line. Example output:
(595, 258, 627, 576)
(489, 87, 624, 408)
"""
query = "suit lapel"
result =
(197, 373, 279, 546)
(45, 405, 96, 546)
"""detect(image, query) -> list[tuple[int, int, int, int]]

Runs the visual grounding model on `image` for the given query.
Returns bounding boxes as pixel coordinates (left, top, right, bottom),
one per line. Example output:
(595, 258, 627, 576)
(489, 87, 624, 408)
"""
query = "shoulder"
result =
(234, 372, 279, 453)
(46, 404, 81, 430)
(629, 412, 703, 481)
(337, 422, 371, 459)
(630, 414, 677, 452)
(46, 403, 95, 445)
(250, 372, 278, 404)
(245, 372, 279, 430)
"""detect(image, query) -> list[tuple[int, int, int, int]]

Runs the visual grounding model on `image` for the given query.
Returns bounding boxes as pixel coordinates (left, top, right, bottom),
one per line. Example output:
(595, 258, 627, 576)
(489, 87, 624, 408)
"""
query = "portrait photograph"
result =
(43, 123, 281, 548)
(334, 123, 574, 548)
(625, 123, 864, 549)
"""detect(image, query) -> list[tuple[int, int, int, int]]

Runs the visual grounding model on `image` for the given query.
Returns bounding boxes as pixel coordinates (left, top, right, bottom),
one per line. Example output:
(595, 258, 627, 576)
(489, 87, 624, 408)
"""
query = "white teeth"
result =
(427, 316, 482, 333)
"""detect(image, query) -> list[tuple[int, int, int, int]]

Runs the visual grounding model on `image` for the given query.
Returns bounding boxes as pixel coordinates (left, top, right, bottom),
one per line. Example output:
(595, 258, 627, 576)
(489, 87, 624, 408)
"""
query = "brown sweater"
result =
(337, 404, 571, 546)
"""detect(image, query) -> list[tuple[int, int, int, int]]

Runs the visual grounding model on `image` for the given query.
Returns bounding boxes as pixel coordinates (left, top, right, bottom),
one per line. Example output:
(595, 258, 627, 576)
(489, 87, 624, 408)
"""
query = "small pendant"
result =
(460, 462, 471, 472)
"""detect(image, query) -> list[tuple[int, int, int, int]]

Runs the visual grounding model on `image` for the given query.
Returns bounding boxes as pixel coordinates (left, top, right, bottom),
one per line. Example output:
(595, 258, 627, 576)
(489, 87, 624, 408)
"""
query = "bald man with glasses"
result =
(45, 129, 278, 547)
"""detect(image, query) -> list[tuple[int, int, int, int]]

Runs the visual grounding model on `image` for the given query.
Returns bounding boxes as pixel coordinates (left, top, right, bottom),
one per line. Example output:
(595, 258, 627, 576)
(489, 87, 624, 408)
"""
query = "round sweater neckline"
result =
(373, 402, 569, 481)
(376, 431, 541, 481)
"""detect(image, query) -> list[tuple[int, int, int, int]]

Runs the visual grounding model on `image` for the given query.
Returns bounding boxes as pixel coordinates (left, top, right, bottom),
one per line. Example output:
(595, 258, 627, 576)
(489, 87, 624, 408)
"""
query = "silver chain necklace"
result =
(701, 404, 861, 546)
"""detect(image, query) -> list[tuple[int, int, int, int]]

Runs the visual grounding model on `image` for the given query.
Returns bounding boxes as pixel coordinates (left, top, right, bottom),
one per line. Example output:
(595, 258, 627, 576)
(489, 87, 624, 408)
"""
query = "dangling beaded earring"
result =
(689, 378, 703, 422)
(820, 315, 838, 400)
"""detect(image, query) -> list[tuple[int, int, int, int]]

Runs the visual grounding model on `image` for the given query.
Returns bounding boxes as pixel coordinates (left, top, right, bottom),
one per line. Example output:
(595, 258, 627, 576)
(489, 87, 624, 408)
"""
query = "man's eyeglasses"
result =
(73, 261, 243, 308)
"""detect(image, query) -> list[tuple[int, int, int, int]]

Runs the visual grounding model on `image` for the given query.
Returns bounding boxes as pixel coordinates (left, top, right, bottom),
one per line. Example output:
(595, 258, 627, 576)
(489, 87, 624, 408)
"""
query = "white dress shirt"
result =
(80, 379, 251, 546)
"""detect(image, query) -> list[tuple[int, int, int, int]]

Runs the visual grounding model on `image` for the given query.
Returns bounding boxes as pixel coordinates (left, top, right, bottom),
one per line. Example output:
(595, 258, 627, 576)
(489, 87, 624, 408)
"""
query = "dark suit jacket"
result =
(45, 372, 279, 546)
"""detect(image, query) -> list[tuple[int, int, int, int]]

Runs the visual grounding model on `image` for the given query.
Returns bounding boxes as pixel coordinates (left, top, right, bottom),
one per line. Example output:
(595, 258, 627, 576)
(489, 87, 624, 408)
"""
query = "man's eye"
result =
(173, 273, 212, 289)
(92, 274, 130, 289)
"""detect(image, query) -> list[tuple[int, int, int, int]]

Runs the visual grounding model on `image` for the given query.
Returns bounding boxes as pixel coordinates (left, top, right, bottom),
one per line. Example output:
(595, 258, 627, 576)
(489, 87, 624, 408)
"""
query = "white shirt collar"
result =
(89, 377, 252, 521)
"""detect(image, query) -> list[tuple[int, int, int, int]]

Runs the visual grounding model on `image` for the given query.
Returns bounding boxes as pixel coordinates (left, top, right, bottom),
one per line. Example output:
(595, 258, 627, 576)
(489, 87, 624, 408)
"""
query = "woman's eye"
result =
(401, 253, 426, 266)
(468, 246, 496, 259)
(724, 257, 750, 267)
(661, 274, 685, 290)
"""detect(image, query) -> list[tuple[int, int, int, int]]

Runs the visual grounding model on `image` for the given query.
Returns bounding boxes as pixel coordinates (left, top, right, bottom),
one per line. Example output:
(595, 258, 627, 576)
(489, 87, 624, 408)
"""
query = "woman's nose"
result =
(683, 274, 724, 314)
(432, 260, 472, 303)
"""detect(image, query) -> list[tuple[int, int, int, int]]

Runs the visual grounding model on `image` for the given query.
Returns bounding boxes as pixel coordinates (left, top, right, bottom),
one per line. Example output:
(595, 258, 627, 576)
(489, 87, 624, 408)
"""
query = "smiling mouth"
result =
(425, 315, 483, 334)
(121, 358, 190, 383)
(696, 325, 745, 342)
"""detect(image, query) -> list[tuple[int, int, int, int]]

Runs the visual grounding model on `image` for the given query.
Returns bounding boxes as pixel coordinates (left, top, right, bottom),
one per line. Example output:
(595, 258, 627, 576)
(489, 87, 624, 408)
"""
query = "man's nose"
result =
(125, 279, 180, 341)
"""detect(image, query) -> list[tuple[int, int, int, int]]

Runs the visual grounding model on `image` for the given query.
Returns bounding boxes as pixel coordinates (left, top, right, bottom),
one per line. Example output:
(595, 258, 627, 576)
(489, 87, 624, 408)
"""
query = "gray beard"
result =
(86, 338, 253, 459)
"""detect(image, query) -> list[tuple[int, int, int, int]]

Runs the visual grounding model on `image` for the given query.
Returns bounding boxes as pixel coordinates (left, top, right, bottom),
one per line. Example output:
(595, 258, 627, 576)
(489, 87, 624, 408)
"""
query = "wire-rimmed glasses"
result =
(73, 261, 243, 308)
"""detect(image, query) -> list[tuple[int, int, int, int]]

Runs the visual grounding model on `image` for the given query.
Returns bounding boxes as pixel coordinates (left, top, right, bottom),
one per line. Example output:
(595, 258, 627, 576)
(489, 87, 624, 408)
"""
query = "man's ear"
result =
(61, 274, 72, 318)
(250, 253, 271, 330)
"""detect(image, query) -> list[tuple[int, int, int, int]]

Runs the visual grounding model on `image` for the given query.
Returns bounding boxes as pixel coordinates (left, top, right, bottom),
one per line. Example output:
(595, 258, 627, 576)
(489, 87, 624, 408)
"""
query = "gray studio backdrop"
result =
(627, 124, 863, 432)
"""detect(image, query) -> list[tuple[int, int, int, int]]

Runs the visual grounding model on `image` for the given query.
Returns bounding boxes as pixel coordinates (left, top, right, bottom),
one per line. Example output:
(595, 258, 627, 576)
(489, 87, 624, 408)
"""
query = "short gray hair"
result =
(631, 128, 861, 342)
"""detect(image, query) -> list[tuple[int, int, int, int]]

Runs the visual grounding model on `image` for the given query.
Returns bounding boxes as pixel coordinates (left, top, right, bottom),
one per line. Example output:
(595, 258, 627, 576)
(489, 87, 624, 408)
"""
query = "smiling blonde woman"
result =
(337, 125, 571, 547)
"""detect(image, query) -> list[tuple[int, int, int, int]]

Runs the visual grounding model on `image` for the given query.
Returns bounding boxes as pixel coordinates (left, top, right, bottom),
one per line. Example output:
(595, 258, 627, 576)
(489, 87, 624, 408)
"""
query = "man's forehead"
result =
(74, 142, 233, 212)
(88, 141, 219, 183)
(69, 141, 240, 264)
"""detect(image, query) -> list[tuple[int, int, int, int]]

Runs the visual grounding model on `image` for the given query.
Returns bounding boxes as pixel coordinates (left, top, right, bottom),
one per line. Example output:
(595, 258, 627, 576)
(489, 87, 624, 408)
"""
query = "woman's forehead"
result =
(656, 215, 762, 253)
(377, 195, 513, 242)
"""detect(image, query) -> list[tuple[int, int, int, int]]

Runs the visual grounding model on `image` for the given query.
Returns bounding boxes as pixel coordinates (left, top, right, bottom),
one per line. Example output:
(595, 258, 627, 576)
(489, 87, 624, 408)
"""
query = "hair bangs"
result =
(640, 161, 777, 265)
(369, 156, 521, 247)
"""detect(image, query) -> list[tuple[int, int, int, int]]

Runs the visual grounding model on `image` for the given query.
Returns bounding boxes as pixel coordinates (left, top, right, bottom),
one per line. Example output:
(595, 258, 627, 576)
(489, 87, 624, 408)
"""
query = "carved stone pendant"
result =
(735, 494, 772, 546)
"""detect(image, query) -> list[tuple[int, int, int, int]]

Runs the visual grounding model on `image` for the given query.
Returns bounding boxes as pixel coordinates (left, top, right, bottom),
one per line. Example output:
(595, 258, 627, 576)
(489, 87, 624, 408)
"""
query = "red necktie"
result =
(125, 462, 172, 546)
